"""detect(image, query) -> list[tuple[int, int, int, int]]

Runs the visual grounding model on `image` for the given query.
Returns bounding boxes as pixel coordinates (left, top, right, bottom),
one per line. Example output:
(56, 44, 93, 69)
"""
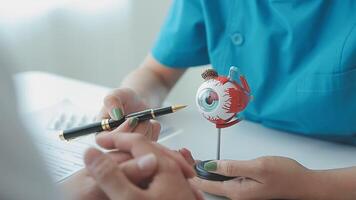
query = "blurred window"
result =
(0, 0, 129, 24)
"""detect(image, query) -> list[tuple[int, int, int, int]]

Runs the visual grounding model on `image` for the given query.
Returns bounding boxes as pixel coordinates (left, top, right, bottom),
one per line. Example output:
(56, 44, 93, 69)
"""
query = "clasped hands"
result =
(62, 88, 316, 200)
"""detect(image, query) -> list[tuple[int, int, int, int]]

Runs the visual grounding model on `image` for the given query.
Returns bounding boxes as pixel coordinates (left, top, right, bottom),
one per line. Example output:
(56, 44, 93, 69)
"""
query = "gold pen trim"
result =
(105, 119, 111, 131)
(150, 109, 156, 118)
(101, 119, 111, 131)
(101, 119, 107, 130)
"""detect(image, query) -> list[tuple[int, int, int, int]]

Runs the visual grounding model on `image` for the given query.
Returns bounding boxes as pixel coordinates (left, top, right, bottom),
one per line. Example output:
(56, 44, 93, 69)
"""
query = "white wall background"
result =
(1, 0, 207, 106)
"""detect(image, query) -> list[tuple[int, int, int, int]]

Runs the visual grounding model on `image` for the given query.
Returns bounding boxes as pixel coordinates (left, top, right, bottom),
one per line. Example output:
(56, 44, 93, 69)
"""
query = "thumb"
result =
(84, 148, 138, 199)
(203, 160, 259, 179)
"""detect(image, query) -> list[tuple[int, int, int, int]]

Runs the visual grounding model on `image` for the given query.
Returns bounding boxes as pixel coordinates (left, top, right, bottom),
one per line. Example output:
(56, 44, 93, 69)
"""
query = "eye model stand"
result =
(195, 128, 236, 181)
(194, 66, 252, 181)
(216, 128, 221, 160)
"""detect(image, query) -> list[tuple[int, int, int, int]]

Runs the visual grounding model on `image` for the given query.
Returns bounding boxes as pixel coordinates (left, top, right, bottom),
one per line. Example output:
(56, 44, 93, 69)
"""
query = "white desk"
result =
(15, 71, 356, 200)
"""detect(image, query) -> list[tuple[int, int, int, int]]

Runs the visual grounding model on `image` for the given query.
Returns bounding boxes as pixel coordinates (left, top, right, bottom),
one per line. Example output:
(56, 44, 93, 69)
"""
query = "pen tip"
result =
(172, 104, 188, 112)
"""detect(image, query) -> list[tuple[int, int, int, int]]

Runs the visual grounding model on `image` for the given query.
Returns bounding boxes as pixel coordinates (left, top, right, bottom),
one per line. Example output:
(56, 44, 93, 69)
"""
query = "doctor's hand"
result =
(84, 133, 204, 200)
(98, 88, 160, 141)
(182, 151, 312, 200)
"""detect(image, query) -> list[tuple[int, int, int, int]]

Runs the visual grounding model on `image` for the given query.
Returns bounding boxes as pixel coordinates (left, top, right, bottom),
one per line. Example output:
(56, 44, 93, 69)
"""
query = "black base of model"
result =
(194, 160, 236, 181)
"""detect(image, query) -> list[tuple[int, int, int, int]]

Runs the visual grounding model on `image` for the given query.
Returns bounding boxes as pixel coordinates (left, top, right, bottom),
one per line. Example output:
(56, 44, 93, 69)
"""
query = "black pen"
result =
(58, 105, 187, 141)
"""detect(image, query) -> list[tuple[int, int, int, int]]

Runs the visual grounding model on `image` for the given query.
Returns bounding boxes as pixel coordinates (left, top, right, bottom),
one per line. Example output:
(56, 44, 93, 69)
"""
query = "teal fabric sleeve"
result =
(151, 0, 210, 68)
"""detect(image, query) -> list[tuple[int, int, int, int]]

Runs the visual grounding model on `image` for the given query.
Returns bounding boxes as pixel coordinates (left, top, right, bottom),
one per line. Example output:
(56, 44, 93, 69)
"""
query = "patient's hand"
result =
(61, 133, 201, 200)
(97, 88, 161, 141)
(84, 133, 203, 200)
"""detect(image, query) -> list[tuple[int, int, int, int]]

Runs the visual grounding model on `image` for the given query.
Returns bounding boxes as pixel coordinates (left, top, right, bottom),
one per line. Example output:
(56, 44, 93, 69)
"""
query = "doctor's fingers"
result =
(189, 181, 206, 200)
(191, 177, 264, 200)
(84, 148, 144, 200)
(96, 120, 160, 149)
(149, 120, 161, 141)
(132, 120, 159, 141)
(95, 117, 139, 144)
(98, 88, 147, 120)
(113, 117, 141, 133)
(117, 119, 160, 141)
(137, 120, 160, 141)
(99, 92, 125, 120)
(205, 160, 262, 179)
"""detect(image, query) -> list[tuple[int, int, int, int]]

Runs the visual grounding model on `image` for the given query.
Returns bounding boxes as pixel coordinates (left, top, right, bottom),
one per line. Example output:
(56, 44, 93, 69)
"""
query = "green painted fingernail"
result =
(204, 161, 217, 171)
(112, 108, 123, 120)
(129, 117, 139, 128)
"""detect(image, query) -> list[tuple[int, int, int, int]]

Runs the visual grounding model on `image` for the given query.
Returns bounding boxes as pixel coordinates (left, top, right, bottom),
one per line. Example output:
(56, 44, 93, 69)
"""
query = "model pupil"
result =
(206, 96, 213, 105)
(198, 88, 219, 112)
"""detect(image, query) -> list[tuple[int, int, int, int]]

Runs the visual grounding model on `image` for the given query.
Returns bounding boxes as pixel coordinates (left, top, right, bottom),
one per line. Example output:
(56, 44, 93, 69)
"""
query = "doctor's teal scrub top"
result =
(152, 0, 356, 143)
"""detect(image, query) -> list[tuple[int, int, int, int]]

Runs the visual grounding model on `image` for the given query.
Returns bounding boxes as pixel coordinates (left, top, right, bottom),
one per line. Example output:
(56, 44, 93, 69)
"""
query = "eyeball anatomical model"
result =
(196, 66, 252, 128)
